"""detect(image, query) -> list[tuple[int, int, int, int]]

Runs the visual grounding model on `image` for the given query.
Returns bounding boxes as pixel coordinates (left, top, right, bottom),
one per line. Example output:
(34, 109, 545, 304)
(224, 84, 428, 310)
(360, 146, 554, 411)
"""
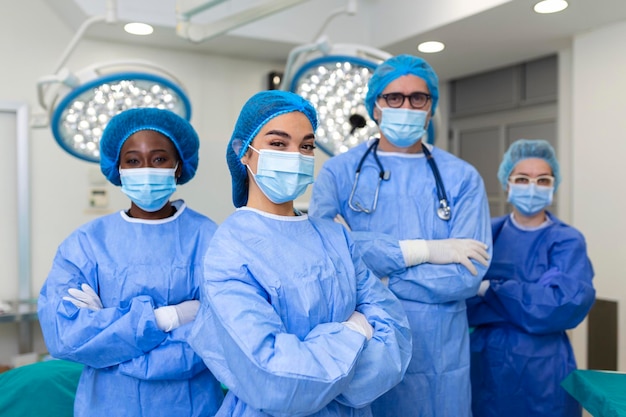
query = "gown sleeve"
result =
(478, 227, 595, 334)
(309, 165, 343, 222)
(38, 229, 204, 380)
(190, 238, 372, 416)
(352, 170, 492, 304)
(38, 234, 166, 369)
(335, 231, 412, 407)
(116, 323, 207, 380)
(310, 165, 412, 277)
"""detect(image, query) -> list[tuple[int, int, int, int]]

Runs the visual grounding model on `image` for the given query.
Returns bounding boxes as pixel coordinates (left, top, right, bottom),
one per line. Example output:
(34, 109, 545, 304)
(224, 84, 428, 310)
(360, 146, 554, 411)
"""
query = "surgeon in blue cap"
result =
(38, 107, 224, 417)
(188, 90, 412, 417)
(467, 139, 595, 417)
(309, 54, 492, 416)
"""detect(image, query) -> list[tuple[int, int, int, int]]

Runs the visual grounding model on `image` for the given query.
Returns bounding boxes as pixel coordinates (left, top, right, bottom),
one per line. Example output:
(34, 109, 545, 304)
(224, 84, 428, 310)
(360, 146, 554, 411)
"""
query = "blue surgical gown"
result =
(189, 207, 412, 417)
(38, 200, 224, 417)
(309, 142, 492, 417)
(466, 212, 595, 417)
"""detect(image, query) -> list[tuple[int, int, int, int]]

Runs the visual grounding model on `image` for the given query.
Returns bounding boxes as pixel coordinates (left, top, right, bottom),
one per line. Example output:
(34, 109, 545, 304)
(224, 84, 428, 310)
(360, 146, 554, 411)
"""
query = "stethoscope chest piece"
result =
(437, 200, 451, 221)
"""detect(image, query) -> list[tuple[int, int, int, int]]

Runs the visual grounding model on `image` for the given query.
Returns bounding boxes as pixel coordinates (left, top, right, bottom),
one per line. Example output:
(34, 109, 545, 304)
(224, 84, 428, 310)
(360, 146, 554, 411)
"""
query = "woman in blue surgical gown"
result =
(189, 90, 411, 417)
(38, 108, 224, 417)
(466, 139, 596, 417)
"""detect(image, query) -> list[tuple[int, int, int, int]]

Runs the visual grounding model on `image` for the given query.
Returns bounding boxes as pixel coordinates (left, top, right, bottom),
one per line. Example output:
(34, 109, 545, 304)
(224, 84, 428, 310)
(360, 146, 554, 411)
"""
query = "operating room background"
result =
(0, 0, 624, 382)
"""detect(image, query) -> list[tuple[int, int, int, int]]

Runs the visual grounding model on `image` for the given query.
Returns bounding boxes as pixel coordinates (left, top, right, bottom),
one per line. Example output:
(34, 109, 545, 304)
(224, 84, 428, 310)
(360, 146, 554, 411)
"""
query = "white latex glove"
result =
(63, 284, 103, 311)
(154, 300, 200, 332)
(342, 311, 373, 341)
(174, 299, 200, 325)
(477, 280, 491, 296)
(425, 239, 490, 276)
(334, 214, 352, 231)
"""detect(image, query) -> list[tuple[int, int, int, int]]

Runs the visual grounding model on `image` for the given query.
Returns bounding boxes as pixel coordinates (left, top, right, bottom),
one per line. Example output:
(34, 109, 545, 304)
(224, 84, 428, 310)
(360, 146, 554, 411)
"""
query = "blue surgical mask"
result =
(508, 183, 554, 216)
(377, 103, 429, 148)
(119, 165, 178, 212)
(247, 147, 314, 204)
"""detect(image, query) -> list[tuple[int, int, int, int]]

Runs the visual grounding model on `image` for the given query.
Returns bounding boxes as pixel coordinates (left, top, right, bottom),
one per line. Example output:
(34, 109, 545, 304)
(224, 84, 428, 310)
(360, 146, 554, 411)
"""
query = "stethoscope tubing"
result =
(348, 138, 451, 221)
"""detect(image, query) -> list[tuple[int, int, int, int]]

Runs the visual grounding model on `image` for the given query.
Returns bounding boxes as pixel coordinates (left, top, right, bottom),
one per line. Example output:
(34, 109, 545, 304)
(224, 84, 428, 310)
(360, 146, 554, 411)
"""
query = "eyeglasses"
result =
(509, 174, 555, 187)
(378, 92, 431, 109)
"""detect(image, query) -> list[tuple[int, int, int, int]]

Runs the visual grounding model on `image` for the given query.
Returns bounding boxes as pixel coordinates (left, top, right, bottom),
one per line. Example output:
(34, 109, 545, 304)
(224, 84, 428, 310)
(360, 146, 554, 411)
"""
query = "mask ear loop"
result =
(174, 161, 181, 181)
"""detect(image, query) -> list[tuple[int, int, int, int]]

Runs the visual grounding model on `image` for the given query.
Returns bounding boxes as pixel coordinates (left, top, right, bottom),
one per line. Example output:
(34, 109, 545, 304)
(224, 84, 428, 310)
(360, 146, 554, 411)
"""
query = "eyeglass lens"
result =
(509, 174, 554, 187)
(381, 92, 431, 109)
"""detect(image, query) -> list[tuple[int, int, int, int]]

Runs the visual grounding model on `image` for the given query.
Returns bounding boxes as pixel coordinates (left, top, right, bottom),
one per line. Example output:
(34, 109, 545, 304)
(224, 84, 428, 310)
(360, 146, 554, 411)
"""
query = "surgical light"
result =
(283, 40, 391, 157)
(289, 55, 378, 156)
(37, 61, 191, 163)
(34, 0, 191, 163)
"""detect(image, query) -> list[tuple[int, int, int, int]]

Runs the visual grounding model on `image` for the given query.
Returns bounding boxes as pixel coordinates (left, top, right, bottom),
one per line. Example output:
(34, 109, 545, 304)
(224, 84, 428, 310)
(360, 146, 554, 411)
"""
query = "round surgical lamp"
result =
(33, 0, 191, 163)
(290, 55, 380, 156)
(51, 71, 190, 163)
(38, 61, 191, 163)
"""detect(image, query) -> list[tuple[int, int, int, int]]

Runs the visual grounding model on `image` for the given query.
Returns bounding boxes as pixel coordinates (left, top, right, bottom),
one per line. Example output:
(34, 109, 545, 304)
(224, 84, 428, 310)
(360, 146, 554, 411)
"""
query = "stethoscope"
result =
(348, 138, 451, 221)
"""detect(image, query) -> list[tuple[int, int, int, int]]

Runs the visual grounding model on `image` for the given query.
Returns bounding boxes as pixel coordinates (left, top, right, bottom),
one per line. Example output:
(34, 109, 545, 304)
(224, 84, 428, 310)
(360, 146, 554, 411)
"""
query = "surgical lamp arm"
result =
(280, 37, 332, 91)
(311, 0, 357, 42)
(53, 15, 107, 75)
(176, 0, 311, 43)
(37, 0, 117, 113)
(176, 0, 228, 20)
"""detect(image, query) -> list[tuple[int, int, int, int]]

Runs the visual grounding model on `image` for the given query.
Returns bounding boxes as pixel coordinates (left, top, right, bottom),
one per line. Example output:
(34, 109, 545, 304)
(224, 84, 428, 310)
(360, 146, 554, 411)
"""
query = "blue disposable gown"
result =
(309, 142, 492, 417)
(466, 212, 595, 417)
(189, 208, 412, 417)
(38, 200, 224, 417)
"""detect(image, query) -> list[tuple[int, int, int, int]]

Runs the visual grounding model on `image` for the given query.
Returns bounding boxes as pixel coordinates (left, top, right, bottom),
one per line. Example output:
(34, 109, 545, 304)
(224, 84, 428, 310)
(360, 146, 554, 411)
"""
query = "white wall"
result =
(0, 1, 285, 364)
(571, 20, 626, 371)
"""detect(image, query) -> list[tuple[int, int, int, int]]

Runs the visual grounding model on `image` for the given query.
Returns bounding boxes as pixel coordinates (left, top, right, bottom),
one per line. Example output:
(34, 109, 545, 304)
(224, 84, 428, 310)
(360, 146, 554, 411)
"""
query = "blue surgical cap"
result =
(365, 54, 439, 121)
(497, 139, 561, 191)
(100, 108, 199, 186)
(227, 90, 318, 208)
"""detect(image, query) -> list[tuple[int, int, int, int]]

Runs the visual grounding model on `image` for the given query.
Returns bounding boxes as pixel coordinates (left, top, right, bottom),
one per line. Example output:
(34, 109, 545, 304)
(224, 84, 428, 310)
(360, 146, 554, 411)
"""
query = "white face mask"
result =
(376, 103, 429, 147)
(246, 146, 314, 204)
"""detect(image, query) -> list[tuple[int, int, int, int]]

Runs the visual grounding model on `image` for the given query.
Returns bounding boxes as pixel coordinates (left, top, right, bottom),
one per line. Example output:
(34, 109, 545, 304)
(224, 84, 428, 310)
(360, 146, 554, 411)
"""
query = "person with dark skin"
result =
(38, 108, 224, 417)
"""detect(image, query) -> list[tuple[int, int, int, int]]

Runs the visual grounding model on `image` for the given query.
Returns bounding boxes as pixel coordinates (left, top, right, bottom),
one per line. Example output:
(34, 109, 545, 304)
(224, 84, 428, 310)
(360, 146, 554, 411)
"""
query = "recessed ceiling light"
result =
(124, 22, 154, 36)
(418, 41, 445, 54)
(533, 0, 568, 14)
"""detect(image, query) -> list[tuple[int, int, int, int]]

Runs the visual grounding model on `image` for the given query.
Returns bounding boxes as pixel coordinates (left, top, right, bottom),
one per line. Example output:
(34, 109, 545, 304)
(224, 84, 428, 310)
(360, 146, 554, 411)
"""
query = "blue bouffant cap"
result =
(497, 139, 561, 191)
(100, 108, 199, 186)
(227, 90, 318, 208)
(365, 54, 440, 121)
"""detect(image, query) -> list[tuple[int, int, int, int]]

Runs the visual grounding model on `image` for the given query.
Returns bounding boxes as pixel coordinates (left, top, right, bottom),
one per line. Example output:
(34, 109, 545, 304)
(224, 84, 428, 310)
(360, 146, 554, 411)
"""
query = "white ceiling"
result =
(48, 0, 626, 81)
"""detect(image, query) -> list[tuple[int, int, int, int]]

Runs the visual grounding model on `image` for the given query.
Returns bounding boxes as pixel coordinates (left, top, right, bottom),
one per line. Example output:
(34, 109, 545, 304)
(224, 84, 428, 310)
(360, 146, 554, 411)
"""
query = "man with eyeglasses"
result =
(309, 54, 492, 417)
(466, 139, 595, 417)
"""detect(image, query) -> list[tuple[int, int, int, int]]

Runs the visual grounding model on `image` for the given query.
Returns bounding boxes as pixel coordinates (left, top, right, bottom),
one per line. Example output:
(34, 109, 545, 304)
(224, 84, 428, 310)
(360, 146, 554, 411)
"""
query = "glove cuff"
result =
(399, 239, 429, 267)
(477, 280, 490, 297)
(154, 306, 180, 332)
(342, 321, 372, 340)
